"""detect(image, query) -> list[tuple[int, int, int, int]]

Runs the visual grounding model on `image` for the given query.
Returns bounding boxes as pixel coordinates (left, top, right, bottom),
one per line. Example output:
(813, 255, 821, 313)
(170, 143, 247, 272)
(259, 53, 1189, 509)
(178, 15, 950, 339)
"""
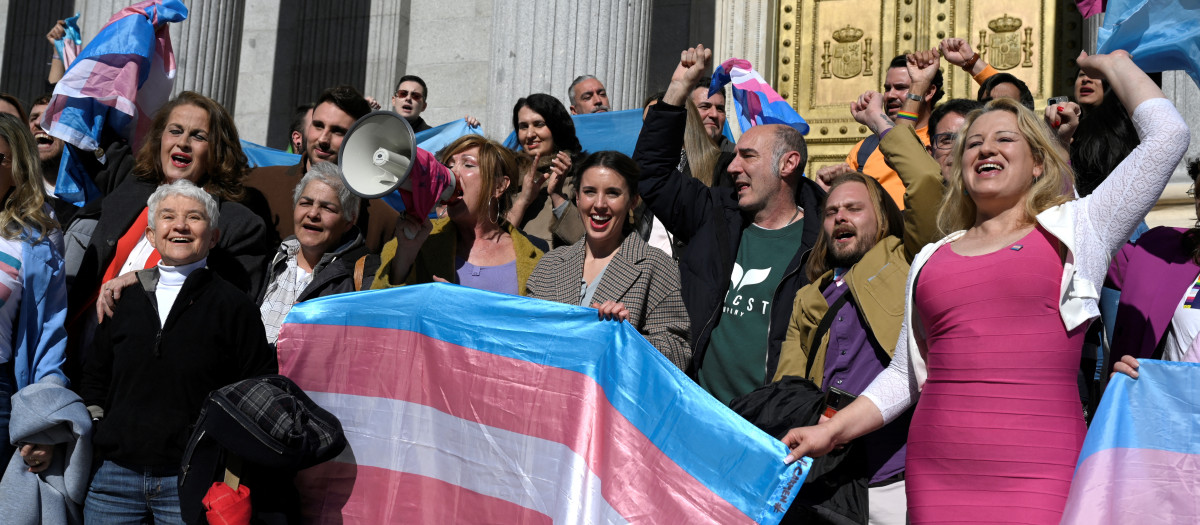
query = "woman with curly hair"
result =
(69, 92, 271, 327)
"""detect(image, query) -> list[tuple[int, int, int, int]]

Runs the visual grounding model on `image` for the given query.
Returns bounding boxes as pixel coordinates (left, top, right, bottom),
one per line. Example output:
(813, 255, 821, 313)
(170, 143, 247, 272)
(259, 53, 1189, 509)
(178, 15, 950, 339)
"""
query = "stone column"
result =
(714, 0, 776, 82)
(364, 0, 411, 107)
(1081, 13, 1102, 55)
(78, 0, 128, 47)
(232, 0, 281, 145)
(484, 0, 653, 140)
(170, 0, 245, 112)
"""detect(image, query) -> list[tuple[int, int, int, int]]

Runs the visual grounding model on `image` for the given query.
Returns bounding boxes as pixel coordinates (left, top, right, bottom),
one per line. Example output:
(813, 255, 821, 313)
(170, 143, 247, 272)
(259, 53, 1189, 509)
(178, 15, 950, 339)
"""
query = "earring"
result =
(493, 198, 502, 225)
(962, 188, 969, 196)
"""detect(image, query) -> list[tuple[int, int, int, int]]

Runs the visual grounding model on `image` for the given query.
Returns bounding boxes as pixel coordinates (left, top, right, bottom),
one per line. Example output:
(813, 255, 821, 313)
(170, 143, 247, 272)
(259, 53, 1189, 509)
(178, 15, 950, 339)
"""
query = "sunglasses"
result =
(394, 89, 425, 102)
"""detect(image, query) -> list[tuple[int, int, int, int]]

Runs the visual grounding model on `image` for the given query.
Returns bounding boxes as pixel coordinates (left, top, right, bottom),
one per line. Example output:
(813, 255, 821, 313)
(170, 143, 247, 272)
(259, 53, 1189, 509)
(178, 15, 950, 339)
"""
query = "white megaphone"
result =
(337, 110, 461, 226)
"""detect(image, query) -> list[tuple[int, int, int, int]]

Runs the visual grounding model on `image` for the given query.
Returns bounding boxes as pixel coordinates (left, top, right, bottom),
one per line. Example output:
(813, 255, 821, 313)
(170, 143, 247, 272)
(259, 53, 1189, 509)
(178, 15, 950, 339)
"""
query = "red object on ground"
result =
(202, 482, 252, 525)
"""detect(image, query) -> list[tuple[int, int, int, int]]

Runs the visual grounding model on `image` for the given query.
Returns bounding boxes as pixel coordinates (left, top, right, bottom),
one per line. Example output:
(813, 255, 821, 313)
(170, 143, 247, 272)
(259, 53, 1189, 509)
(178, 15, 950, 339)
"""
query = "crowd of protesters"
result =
(0, 8, 1192, 524)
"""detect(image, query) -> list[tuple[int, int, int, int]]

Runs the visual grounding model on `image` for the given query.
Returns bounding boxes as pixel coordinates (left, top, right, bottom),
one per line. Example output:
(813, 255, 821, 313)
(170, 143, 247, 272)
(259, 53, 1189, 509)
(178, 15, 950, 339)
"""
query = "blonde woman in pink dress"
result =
(780, 51, 1190, 524)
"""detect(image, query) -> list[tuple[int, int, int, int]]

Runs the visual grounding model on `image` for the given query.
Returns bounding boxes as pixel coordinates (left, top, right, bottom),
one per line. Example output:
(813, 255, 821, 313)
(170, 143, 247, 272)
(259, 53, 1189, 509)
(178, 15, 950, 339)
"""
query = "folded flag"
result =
(504, 108, 644, 156)
(42, 0, 188, 206)
(277, 284, 809, 524)
(1060, 360, 1200, 524)
(51, 14, 84, 69)
(1097, 0, 1200, 89)
(710, 58, 809, 135)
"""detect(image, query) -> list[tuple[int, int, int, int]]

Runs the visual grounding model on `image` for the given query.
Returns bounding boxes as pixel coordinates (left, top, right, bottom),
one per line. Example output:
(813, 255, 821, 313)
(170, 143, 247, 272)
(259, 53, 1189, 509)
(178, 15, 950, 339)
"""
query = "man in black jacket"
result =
(634, 45, 824, 405)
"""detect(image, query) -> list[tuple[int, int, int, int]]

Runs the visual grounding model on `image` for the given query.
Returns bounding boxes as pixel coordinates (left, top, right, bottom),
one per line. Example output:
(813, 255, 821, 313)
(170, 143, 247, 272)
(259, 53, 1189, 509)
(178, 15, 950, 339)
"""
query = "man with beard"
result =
(817, 55, 943, 210)
(771, 50, 945, 524)
(27, 94, 77, 223)
(243, 85, 398, 252)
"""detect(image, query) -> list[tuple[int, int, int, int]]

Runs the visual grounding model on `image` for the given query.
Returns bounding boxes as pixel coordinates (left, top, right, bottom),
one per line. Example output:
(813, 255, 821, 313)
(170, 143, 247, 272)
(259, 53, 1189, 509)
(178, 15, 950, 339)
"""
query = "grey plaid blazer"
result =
(526, 233, 692, 370)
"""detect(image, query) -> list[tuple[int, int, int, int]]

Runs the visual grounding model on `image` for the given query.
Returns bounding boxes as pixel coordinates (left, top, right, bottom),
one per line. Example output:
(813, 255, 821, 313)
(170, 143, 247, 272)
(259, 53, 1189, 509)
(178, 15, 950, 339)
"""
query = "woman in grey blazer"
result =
(525, 151, 691, 370)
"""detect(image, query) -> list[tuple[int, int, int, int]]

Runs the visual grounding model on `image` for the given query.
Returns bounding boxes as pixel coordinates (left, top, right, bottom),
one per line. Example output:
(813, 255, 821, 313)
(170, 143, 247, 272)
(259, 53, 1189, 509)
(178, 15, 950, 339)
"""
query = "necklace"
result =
(785, 206, 802, 226)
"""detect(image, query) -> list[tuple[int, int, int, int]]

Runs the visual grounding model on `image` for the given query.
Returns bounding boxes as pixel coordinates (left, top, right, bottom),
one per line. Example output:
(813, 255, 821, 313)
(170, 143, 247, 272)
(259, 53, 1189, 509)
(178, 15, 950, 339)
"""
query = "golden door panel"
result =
(775, 0, 1081, 175)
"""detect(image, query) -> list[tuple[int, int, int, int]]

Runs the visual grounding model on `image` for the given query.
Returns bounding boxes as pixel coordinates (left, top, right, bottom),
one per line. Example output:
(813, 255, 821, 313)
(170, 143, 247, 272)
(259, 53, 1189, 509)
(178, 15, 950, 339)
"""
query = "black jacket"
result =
(80, 267, 278, 469)
(634, 103, 825, 382)
(256, 228, 370, 306)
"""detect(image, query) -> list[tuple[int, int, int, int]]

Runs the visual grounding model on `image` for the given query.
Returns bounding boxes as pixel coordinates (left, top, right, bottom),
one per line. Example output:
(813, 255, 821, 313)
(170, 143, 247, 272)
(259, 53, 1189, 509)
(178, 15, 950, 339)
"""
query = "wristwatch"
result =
(905, 93, 923, 102)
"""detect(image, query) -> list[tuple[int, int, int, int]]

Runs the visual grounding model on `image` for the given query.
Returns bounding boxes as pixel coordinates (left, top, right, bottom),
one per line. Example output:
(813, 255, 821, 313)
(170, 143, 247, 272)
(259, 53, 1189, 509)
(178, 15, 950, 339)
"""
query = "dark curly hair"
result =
(132, 91, 248, 201)
(511, 94, 582, 154)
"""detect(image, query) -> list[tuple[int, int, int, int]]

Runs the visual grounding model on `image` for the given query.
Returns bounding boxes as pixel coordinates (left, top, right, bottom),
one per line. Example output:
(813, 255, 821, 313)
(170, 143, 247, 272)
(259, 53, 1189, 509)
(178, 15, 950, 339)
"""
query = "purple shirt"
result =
(822, 277, 908, 483)
(455, 258, 519, 295)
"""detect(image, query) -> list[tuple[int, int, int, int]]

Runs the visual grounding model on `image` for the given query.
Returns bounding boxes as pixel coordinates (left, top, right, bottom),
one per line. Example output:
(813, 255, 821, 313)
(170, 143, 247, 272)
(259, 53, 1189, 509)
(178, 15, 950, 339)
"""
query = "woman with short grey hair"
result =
(259, 163, 367, 344)
(81, 179, 276, 522)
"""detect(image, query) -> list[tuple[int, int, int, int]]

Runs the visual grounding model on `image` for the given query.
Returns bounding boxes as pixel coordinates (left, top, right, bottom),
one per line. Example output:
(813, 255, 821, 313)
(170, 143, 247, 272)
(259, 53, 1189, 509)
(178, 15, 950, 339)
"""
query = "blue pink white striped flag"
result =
(1097, 0, 1200, 90)
(1060, 359, 1200, 523)
(277, 283, 809, 524)
(41, 0, 188, 206)
(709, 59, 810, 135)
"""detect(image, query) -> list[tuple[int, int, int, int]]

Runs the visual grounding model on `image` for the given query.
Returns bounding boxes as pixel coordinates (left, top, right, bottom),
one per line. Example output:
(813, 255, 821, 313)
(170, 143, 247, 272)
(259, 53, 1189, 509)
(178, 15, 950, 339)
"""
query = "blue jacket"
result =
(14, 231, 69, 390)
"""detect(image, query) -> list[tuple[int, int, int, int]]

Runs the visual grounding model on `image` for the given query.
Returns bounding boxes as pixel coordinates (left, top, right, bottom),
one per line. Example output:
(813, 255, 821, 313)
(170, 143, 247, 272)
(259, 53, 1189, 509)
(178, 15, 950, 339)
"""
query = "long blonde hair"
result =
(0, 114, 57, 243)
(936, 97, 1074, 235)
(684, 96, 721, 186)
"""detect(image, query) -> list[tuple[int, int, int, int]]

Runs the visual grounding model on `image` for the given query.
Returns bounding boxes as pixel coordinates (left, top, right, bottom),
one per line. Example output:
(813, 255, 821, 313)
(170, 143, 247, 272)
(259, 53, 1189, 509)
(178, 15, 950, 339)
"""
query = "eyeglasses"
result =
(931, 132, 956, 151)
(394, 89, 424, 102)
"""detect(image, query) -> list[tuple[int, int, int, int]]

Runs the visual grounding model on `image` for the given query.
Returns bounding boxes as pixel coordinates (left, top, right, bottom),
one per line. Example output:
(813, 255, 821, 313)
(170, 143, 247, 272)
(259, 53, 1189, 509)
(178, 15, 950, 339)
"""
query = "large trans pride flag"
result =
(709, 58, 809, 135)
(277, 284, 808, 524)
(1060, 360, 1200, 524)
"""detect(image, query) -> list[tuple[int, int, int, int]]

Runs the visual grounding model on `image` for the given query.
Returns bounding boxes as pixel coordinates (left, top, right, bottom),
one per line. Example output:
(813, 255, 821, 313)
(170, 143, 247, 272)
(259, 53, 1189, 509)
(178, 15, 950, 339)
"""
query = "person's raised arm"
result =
(940, 37, 993, 83)
(1079, 50, 1189, 258)
(635, 45, 720, 241)
(47, 20, 67, 84)
(663, 45, 711, 106)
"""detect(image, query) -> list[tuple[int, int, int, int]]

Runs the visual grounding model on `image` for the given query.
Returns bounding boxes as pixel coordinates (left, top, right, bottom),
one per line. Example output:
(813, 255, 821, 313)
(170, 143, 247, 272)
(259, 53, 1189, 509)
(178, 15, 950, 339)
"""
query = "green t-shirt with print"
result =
(698, 218, 806, 405)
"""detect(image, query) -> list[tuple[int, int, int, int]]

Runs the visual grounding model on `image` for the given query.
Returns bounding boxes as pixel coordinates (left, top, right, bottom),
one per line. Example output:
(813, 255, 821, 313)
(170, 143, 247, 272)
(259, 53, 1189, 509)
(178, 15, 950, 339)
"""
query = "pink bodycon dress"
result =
(905, 227, 1087, 524)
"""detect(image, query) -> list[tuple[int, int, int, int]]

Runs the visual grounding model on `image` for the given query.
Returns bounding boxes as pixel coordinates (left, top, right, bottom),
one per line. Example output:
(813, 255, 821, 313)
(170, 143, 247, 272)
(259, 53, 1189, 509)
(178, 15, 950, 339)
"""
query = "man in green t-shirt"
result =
(634, 45, 825, 405)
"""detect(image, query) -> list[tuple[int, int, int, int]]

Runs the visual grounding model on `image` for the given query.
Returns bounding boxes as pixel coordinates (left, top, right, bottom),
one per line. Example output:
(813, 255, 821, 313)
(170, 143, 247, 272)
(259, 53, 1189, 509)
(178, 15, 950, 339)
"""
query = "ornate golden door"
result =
(773, 0, 1083, 175)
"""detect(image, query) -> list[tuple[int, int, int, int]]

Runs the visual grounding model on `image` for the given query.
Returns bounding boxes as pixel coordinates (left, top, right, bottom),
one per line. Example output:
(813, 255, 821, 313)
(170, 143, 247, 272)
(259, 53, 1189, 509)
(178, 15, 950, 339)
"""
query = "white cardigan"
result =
(861, 98, 1191, 423)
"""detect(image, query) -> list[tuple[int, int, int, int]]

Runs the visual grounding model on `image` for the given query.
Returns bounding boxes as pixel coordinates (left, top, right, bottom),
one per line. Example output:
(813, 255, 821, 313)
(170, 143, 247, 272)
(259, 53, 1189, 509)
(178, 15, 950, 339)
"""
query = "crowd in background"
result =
(0, 8, 1193, 525)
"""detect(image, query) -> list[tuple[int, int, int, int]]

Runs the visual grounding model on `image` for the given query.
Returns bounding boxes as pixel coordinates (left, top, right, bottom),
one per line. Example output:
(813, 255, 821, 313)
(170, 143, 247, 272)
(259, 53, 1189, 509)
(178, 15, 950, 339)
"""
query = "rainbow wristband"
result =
(895, 111, 918, 122)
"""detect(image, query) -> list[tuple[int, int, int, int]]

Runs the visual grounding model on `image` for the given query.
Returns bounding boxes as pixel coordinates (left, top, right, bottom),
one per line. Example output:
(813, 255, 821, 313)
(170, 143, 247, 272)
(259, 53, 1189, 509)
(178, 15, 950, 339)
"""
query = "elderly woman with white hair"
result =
(258, 162, 366, 345)
(79, 180, 277, 523)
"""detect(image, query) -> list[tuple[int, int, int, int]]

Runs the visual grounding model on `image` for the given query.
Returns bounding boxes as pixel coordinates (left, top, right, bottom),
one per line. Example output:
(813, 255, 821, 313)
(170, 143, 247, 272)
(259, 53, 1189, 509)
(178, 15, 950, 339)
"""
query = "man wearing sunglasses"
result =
(391, 75, 431, 132)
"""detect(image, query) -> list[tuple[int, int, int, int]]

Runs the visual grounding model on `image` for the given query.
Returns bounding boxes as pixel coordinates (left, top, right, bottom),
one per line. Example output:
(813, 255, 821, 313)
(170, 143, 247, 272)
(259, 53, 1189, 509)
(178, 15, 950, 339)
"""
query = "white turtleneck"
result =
(155, 258, 207, 327)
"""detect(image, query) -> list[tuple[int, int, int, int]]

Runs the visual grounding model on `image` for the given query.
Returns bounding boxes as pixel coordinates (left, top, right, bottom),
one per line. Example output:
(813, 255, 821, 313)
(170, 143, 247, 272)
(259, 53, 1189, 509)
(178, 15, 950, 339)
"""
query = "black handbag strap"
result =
(805, 291, 852, 379)
(856, 133, 881, 170)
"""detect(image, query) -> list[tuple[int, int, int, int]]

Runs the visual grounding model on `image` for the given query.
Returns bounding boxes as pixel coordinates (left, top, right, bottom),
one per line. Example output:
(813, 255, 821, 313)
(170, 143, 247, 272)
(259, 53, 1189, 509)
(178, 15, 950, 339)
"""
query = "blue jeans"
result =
(84, 460, 183, 525)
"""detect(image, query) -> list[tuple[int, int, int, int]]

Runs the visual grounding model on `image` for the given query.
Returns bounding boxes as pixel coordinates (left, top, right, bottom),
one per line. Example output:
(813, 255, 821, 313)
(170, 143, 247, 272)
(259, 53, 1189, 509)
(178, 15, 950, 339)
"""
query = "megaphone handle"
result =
(402, 222, 419, 240)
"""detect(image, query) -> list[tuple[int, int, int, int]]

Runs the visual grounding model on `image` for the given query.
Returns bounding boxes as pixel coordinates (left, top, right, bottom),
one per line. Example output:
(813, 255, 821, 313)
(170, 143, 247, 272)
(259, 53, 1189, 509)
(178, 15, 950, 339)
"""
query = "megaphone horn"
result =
(338, 110, 417, 199)
(338, 111, 461, 222)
